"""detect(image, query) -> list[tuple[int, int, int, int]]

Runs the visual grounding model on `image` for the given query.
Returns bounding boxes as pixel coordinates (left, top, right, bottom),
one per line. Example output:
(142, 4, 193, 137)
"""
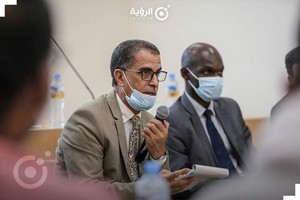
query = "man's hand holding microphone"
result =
(138, 106, 194, 194)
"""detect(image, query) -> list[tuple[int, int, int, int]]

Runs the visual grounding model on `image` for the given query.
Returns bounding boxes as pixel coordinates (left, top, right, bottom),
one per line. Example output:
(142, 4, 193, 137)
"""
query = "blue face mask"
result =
(187, 68, 224, 102)
(122, 72, 156, 111)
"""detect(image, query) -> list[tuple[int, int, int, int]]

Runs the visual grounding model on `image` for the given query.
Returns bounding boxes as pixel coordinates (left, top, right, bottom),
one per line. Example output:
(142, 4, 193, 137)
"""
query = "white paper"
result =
(177, 164, 229, 191)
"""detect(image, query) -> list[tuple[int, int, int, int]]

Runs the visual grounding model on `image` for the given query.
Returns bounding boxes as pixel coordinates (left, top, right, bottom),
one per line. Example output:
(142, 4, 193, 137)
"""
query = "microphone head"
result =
(156, 105, 169, 120)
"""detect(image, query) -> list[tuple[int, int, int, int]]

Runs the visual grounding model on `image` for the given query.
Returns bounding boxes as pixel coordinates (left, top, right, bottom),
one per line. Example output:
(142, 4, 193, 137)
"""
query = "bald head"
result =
(181, 43, 223, 69)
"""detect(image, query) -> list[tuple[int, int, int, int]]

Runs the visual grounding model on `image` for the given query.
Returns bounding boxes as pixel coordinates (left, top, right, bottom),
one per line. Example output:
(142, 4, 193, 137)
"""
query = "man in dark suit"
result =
(271, 46, 300, 119)
(166, 43, 253, 198)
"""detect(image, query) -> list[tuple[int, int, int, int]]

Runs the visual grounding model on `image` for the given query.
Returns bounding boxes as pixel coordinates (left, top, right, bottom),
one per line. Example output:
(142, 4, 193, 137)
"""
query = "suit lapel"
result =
(106, 91, 132, 179)
(214, 101, 239, 151)
(181, 94, 218, 165)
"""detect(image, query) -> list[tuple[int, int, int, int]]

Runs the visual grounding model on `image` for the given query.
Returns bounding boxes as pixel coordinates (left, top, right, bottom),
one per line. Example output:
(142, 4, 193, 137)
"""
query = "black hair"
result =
(0, 0, 51, 117)
(285, 46, 300, 75)
(110, 39, 160, 86)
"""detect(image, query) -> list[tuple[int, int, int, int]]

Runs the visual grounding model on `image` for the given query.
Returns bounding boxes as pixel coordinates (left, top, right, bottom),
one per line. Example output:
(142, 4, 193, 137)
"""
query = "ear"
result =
(181, 68, 190, 80)
(114, 69, 125, 86)
(288, 74, 293, 86)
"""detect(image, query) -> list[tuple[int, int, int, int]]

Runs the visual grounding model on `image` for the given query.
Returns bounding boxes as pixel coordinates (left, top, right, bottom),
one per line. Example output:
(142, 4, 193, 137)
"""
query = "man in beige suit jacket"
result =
(56, 40, 193, 199)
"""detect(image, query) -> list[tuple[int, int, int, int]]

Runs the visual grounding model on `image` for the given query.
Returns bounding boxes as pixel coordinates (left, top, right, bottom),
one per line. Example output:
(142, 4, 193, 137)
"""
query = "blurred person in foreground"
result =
(0, 0, 120, 199)
(271, 46, 300, 119)
(194, 23, 300, 200)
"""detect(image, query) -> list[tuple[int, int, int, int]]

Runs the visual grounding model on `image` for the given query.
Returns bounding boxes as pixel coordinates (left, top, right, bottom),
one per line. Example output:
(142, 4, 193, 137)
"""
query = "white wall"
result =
(38, 0, 299, 126)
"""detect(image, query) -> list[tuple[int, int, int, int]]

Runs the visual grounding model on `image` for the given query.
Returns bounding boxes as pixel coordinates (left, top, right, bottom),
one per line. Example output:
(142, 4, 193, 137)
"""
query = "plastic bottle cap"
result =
(168, 73, 175, 80)
(143, 161, 162, 174)
(54, 73, 61, 80)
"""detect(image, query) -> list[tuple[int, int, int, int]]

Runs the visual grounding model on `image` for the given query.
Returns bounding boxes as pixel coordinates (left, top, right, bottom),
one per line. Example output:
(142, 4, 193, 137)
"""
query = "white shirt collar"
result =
(185, 91, 215, 116)
(116, 92, 141, 123)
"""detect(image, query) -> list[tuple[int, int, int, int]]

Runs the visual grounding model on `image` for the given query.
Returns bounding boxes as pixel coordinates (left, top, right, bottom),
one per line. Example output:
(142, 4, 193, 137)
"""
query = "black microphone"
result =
(50, 35, 95, 100)
(135, 105, 169, 163)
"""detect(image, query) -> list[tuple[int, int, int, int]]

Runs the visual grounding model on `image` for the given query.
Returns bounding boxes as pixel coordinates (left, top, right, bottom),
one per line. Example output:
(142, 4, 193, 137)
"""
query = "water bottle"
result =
(166, 73, 179, 107)
(49, 73, 65, 127)
(135, 161, 170, 200)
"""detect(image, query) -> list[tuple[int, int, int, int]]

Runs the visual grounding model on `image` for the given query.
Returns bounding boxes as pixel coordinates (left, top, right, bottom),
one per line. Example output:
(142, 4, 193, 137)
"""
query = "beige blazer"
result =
(56, 90, 169, 200)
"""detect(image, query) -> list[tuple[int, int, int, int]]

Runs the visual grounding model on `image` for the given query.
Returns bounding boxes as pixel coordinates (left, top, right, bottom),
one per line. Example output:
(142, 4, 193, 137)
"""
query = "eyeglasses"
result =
(123, 68, 168, 82)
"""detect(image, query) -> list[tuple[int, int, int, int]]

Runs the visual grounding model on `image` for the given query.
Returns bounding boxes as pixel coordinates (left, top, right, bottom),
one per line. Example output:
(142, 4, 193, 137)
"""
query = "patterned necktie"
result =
(203, 109, 237, 175)
(128, 116, 140, 181)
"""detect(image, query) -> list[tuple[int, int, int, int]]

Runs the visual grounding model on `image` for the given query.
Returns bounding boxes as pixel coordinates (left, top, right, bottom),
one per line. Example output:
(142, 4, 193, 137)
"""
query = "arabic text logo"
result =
(130, 5, 170, 21)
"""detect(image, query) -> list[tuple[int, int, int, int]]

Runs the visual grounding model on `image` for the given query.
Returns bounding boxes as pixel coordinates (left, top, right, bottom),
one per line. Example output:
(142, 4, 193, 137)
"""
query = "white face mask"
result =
(122, 71, 156, 111)
(187, 68, 224, 102)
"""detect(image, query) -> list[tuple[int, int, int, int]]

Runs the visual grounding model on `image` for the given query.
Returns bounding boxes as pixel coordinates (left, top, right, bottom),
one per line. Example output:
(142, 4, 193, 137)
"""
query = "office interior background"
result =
(39, 0, 300, 126)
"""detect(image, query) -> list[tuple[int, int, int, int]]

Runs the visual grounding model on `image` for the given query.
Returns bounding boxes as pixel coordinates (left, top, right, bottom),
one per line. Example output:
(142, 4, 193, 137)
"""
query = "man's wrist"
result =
(151, 150, 167, 160)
